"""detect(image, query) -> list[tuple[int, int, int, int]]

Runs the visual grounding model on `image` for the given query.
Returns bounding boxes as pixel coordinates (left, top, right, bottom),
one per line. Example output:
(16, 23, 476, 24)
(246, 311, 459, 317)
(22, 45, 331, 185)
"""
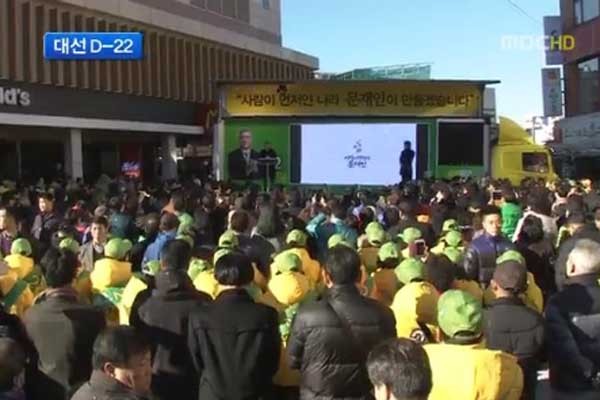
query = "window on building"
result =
(574, 0, 600, 24)
(262, 0, 270, 10)
(578, 57, 600, 113)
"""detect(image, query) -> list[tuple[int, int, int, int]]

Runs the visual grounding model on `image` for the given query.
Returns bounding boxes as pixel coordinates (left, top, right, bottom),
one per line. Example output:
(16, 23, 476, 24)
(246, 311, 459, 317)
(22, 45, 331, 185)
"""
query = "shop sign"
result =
(559, 112, 600, 149)
(0, 87, 31, 107)
(542, 68, 563, 117)
(222, 82, 484, 118)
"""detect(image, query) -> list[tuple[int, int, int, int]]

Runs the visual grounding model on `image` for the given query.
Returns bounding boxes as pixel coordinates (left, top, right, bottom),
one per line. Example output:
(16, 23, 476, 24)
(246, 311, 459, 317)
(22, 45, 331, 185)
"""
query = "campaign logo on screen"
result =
(344, 140, 371, 169)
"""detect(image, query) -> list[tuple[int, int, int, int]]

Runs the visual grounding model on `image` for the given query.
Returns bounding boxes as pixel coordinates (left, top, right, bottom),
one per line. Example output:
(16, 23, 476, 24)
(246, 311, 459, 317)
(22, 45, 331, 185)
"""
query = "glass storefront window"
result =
(574, 0, 600, 24)
(578, 57, 600, 114)
(522, 152, 549, 174)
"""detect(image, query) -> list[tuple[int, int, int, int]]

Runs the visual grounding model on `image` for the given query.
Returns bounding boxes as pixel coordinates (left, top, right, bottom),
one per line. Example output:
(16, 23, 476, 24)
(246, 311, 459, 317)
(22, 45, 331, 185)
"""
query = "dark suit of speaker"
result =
(228, 148, 259, 180)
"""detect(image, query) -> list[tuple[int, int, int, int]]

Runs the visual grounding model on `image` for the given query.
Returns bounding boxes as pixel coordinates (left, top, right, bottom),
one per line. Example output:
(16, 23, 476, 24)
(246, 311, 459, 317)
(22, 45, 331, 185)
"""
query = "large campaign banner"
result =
(221, 81, 483, 118)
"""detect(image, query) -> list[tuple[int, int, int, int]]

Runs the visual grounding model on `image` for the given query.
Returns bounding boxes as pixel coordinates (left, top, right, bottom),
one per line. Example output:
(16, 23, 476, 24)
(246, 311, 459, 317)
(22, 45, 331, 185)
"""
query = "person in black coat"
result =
(134, 239, 211, 400)
(0, 305, 39, 400)
(187, 252, 281, 400)
(287, 246, 396, 400)
(546, 239, 600, 399)
(24, 251, 106, 400)
(71, 326, 152, 400)
(228, 129, 259, 181)
(462, 206, 515, 287)
(483, 261, 545, 400)
(30, 192, 62, 252)
(554, 212, 600, 291)
(515, 215, 557, 300)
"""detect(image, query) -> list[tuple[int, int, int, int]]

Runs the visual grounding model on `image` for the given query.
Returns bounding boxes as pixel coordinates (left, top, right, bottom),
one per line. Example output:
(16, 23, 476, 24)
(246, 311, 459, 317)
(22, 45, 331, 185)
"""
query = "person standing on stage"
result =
(228, 129, 259, 181)
(400, 141, 415, 183)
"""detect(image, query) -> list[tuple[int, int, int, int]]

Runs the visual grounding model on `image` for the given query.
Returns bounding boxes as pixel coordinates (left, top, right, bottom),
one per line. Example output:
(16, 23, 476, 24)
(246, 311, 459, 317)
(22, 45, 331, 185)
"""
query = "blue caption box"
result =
(44, 32, 143, 60)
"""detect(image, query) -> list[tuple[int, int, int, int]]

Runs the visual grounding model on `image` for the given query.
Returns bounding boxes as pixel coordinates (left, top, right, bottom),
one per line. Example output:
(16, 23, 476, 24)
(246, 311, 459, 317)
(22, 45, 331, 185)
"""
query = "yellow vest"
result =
(5, 254, 34, 279)
(453, 280, 484, 303)
(284, 248, 322, 288)
(369, 269, 399, 307)
(118, 275, 148, 325)
(73, 270, 93, 304)
(484, 272, 543, 313)
(193, 271, 219, 299)
(0, 270, 33, 318)
(358, 246, 380, 274)
(425, 342, 524, 400)
(391, 281, 439, 342)
(5, 254, 45, 295)
(91, 258, 132, 292)
(268, 272, 312, 388)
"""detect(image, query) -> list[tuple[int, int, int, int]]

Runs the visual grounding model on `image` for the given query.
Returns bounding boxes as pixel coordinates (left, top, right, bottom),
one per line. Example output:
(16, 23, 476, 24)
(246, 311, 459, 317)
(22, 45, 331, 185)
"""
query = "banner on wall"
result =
(221, 81, 485, 118)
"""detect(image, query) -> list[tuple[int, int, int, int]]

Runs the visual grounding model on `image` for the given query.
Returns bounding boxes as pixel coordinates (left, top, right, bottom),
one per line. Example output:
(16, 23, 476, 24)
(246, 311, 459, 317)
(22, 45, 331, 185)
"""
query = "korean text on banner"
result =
(222, 82, 483, 118)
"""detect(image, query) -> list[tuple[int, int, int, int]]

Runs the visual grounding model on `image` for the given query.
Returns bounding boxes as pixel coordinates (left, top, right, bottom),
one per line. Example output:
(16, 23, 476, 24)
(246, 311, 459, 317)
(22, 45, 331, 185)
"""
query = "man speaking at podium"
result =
(228, 129, 259, 180)
(259, 141, 278, 184)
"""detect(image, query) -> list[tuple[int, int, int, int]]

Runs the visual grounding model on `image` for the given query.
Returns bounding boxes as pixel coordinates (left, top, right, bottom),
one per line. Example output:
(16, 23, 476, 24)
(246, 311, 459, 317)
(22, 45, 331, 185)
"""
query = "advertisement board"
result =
(542, 68, 563, 117)
(544, 16, 564, 65)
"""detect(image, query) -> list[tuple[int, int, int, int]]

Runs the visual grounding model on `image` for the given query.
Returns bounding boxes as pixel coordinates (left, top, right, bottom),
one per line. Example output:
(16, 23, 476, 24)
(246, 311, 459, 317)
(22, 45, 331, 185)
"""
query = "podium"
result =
(257, 157, 280, 192)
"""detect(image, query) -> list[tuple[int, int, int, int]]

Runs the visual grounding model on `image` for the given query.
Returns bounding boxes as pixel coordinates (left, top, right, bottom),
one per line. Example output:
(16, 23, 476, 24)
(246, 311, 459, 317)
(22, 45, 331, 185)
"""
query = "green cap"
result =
(443, 247, 463, 264)
(286, 229, 307, 247)
(496, 250, 525, 266)
(367, 226, 386, 246)
(394, 257, 425, 285)
(378, 242, 399, 262)
(187, 258, 211, 281)
(272, 252, 302, 274)
(444, 230, 463, 248)
(328, 234, 352, 249)
(59, 237, 80, 254)
(11, 238, 32, 257)
(437, 290, 482, 338)
(218, 230, 239, 249)
(442, 219, 459, 232)
(142, 260, 161, 277)
(213, 248, 233, 265)
(398, 227, 422, 244)
(105, 238, 132, 260)
(177, 234, 194, 248)
(365, 221, 383, 236)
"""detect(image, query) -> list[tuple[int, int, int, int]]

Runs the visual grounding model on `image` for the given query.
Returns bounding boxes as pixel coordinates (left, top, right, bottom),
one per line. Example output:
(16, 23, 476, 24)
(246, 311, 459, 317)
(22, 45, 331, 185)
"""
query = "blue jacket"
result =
(142, 230, 177, 267)
(463, 233, 514, 286)
(306, 214, 358, 260)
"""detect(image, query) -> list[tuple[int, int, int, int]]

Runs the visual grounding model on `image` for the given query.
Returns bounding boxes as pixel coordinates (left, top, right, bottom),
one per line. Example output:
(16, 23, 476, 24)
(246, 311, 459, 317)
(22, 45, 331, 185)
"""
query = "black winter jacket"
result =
(484, 297, 545, 400)
(135, 269, 211, 400)
(463, 233, 515, 287)
(187, 289, 281, 400)
(554, 226, 600, 291)
(287, 285, 396, 400)
(546, 274, 600, 392)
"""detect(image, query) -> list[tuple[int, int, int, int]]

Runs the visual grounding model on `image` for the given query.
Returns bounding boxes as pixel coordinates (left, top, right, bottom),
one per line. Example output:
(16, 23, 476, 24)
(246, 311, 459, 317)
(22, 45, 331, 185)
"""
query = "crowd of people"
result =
(1, 175, 600, 400)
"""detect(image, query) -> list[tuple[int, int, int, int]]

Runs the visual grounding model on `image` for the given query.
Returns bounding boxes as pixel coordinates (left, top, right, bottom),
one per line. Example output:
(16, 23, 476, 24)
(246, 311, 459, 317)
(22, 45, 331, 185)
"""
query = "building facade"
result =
(557, 0, 600, 177)
(0, 0, 318, 182)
